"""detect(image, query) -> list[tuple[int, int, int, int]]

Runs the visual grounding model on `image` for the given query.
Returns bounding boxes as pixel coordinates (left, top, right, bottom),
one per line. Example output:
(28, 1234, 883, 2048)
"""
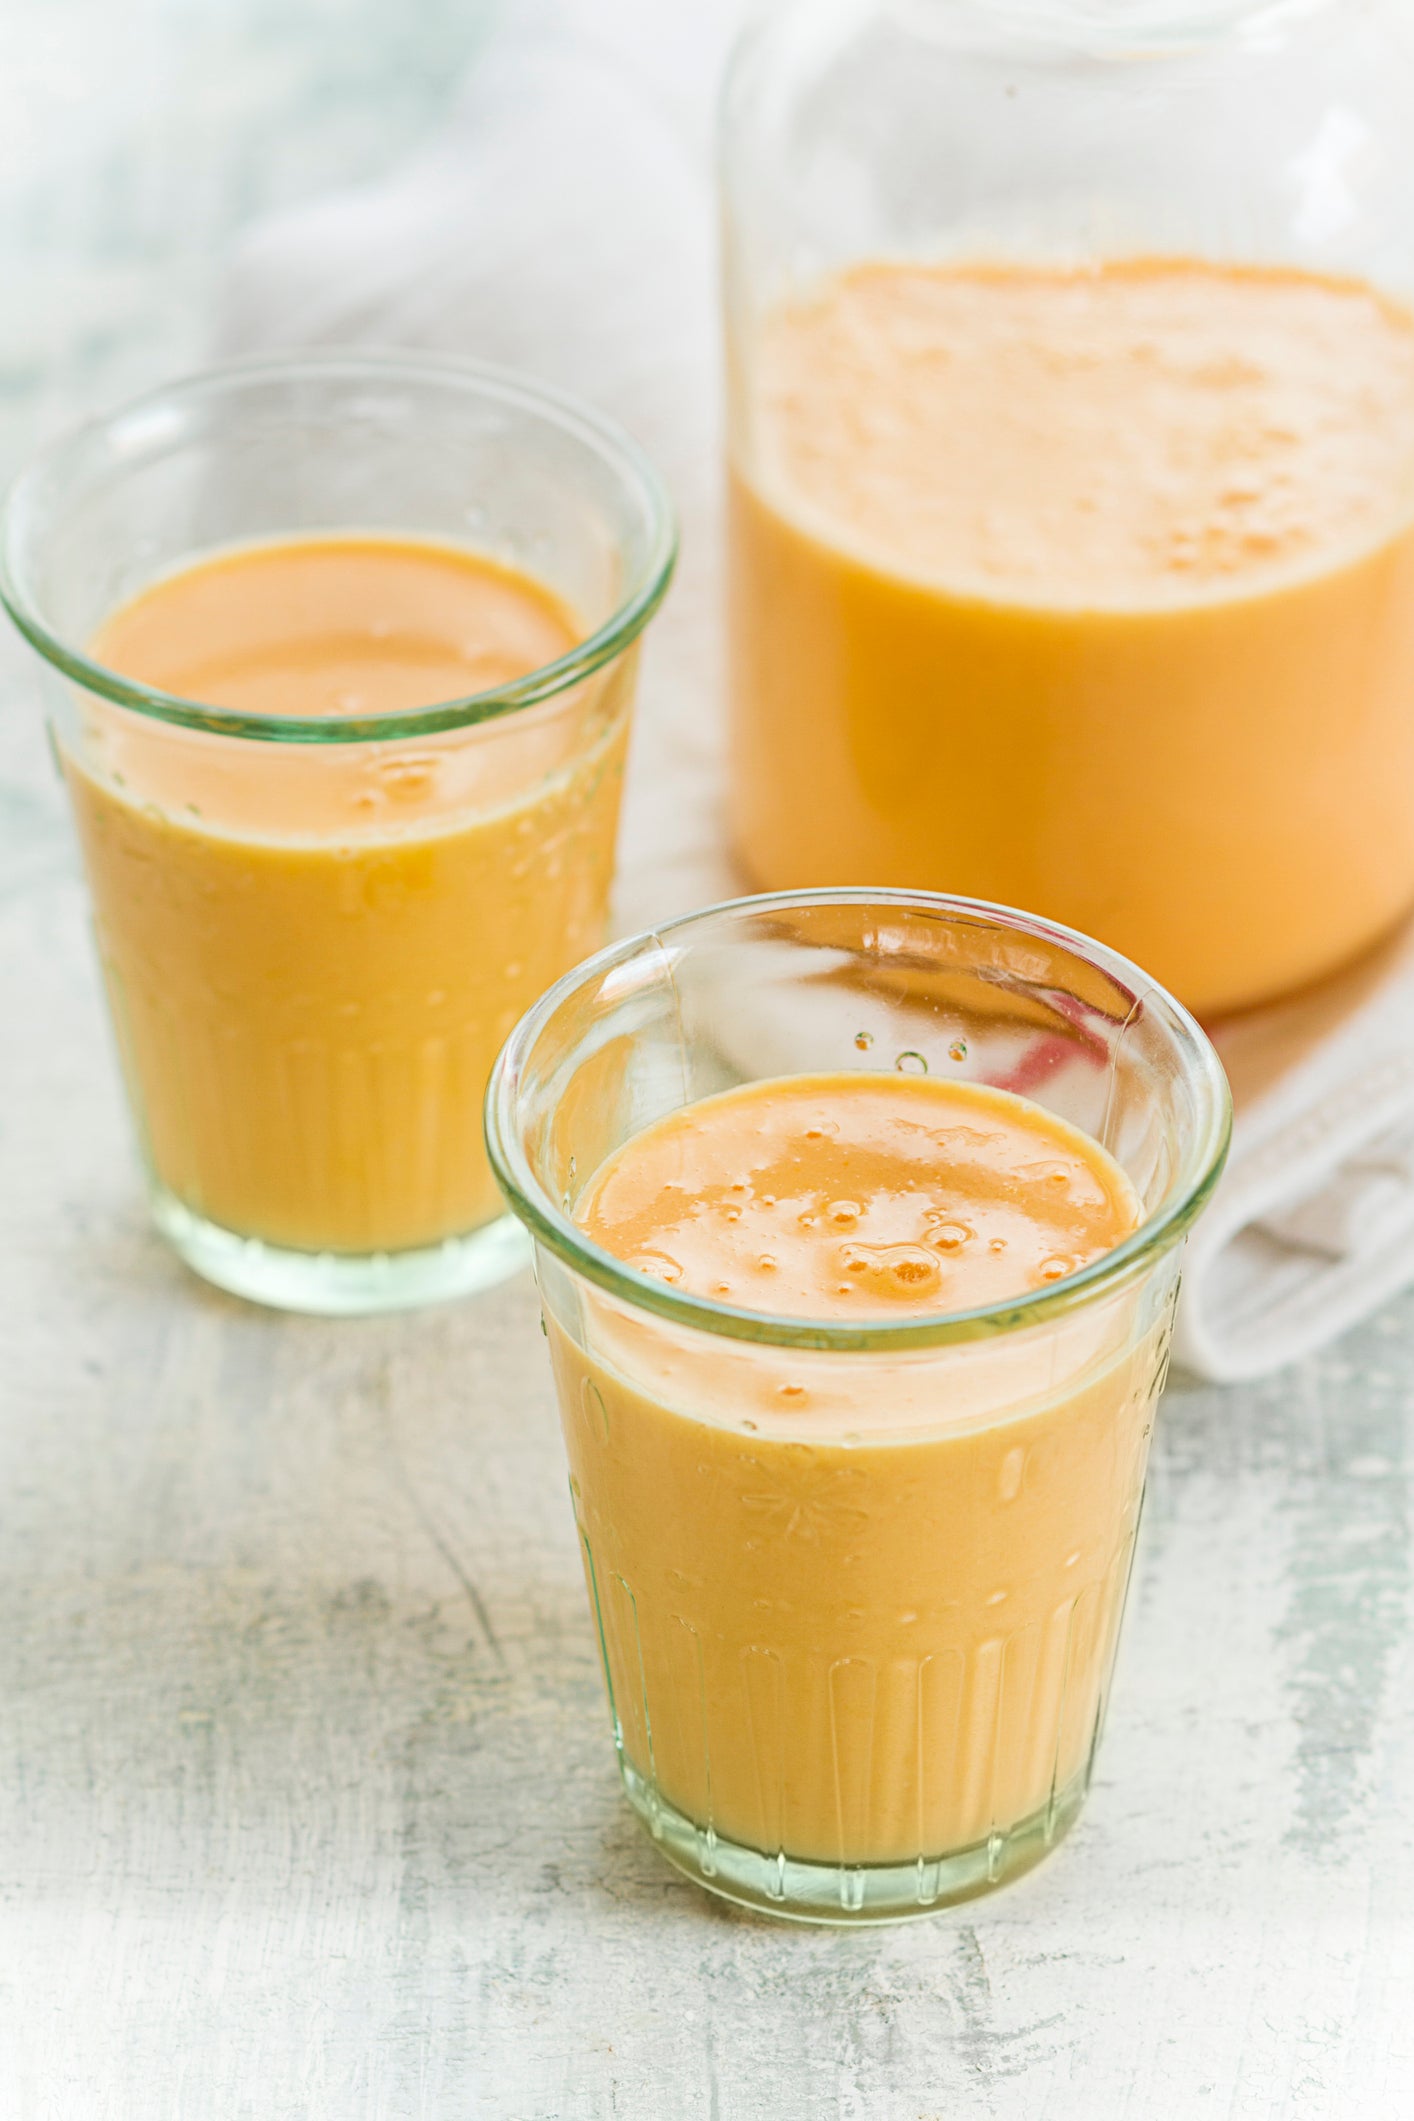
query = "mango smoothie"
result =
(730, 259, 1414, 1016)
(551, 1071, 1160, 1901)
(73, 535, 628, 1258)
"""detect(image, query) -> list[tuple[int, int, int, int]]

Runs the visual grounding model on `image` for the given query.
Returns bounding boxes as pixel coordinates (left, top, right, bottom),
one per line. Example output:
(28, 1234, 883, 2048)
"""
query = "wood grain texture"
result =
(4, 628, 1414, 2120)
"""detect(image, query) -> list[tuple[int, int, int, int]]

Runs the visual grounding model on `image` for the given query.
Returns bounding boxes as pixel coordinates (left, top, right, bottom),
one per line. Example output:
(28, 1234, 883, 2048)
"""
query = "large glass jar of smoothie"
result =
(722, 0, 1414, 1018)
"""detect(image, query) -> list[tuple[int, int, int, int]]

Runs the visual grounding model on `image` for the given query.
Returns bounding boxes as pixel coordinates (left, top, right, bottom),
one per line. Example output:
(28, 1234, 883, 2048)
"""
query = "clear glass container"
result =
(0, 355, 674, 1313)
(722, 0, 1414, 1019)
(487, 890, 1230, 1923)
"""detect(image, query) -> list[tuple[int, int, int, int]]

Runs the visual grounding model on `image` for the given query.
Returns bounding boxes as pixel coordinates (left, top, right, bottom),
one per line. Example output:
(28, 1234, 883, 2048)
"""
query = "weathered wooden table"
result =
(5, 535, 1413, 2121)
(3, 7, 1412, 2113)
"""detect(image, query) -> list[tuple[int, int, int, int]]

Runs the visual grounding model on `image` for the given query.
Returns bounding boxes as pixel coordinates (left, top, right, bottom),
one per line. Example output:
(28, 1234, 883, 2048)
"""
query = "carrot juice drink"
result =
(566, 1073, 1143, 1875)
(487, 892, 1230, 1922)
(78, 537, 607, 1259)
(0, 357, 674, 1311)
(729, 260, 1414, 1017)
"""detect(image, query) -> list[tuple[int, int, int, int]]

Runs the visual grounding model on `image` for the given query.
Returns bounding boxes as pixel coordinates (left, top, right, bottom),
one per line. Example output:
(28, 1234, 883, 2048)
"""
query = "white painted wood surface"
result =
(3, 8, 1413, 2113)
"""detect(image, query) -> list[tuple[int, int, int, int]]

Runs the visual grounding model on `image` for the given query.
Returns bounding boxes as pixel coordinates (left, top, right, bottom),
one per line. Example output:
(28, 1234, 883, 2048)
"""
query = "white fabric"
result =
(215, 0, 1414, 1383)
(216, 0, 744, 934)
(1177, 922, 1414, 1380)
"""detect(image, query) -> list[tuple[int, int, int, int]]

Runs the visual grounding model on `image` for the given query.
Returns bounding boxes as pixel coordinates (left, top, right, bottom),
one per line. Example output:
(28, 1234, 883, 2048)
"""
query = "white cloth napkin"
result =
(1177, 923, 1414, 1380)
(215, 0, 1414, 1383)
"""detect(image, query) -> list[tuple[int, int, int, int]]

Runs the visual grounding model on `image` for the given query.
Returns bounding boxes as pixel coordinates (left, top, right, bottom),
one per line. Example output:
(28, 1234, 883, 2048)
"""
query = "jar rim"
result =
(880, 0, 1330, 55)
(0, 350, 678, 747)
(485, 889, 1234, 1354)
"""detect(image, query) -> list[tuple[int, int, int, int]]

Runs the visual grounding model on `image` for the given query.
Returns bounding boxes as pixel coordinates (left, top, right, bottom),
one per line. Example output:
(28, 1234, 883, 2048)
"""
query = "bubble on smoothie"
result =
(634, 1249, 683, 1285)
(1019, 1157, 1088, 1197)
(378, 754, 437, 800)
(838, 1242, 944, 1301)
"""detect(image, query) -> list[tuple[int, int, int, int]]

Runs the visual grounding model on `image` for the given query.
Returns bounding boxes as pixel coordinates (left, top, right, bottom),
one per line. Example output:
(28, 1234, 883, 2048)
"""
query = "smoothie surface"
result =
(577, 1071, 1139, 1322)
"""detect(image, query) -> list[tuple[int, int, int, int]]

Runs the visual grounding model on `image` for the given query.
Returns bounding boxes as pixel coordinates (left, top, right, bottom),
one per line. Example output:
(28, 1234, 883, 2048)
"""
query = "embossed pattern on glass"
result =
(1, 355, 674, 1312)
(487, 893, 1228, 1922)
(555, 1289, 1166, 1910)
(72, 664, 632, 1254)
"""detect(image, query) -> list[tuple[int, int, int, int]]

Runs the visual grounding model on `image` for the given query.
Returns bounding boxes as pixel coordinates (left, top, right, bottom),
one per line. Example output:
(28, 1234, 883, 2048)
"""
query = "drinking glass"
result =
(0, 354, 674, 1312)
(487, 890, 1230, 1923)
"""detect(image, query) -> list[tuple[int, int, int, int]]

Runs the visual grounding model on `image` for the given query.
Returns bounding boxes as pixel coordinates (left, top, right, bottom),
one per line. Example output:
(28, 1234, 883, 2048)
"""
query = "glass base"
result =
(151, 1187, 532, 1315)
(621, 1759, 1089, 1925)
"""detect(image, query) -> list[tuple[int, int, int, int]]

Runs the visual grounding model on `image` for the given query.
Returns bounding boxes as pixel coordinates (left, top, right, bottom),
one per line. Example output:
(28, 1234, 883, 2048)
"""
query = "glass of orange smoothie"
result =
(0, 355, 674, 1312)
(722, 0, 1414, 1018)
(487, 890, 1230, 1922)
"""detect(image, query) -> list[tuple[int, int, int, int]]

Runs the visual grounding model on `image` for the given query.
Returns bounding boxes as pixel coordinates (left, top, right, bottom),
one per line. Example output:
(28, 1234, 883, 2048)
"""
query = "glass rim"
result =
(0, 349, 678, 746)
(485, 888, 1233, 1353)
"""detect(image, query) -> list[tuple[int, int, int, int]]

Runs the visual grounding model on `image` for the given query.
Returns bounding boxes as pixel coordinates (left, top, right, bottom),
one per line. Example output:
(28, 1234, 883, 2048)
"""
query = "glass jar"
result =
(0, 355, 674, 1313)
(722, 0, 1414, 1019)
(487, 889, 1230, 1922)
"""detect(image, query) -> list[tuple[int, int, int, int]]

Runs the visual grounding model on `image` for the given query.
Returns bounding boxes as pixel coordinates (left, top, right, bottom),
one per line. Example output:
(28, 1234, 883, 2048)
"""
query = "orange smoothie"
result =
(730, 259, 1414, 1016)
(73, 536, 629, 1254)
(553, 1071, 1161, 1878)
